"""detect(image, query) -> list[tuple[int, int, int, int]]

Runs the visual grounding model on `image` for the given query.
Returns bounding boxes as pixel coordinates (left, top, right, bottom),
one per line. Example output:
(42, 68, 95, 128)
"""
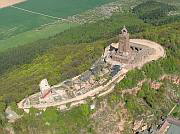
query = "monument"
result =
(39, 79, 51, 98)
(111, 26, 133, 64)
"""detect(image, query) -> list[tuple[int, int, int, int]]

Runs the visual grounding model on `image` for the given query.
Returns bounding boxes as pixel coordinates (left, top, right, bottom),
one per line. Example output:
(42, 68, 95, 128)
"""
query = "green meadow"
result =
(0, 22, 78, 52)
(0, 0, 116, 51)
(1, 0, 116, 35)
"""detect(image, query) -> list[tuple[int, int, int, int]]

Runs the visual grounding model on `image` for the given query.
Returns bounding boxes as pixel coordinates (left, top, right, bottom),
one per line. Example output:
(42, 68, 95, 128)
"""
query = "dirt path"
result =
(11, 6, 69, 21)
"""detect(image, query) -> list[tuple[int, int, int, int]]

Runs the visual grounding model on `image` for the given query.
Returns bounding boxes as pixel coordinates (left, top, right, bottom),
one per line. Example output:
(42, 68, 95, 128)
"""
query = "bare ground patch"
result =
(0, 0, 26, 9)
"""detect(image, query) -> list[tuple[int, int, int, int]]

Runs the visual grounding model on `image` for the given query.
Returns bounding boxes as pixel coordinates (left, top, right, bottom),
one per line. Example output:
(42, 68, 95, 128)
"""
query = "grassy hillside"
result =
(0, 13, 148, 105)
(16, 0, 117, 17)
(0, 1, 179, 133)
(0, 42, 104, 102)
(0, 12, 149, 133)
(0, 13, 147, 75)
(2, 21, 178, 134)
(0, 0, 119, 54)
(0, 0, 145, 52)
(0, 22, 78, 52)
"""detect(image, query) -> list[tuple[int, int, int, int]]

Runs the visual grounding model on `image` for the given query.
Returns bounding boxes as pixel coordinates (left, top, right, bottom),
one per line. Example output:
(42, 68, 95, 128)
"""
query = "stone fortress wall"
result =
(18, 27, 165, 112)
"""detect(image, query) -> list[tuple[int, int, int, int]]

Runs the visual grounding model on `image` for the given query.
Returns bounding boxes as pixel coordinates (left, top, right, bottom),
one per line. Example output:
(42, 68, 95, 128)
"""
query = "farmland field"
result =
(0, 0, 117, 39)
(1, 0, 178, 52)
(0, 0, 117, 51)
(0, 22, 78, 52)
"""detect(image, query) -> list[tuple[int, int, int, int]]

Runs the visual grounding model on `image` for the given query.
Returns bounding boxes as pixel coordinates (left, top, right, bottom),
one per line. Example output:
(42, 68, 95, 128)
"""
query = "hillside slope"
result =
(0, 1, 179, 134)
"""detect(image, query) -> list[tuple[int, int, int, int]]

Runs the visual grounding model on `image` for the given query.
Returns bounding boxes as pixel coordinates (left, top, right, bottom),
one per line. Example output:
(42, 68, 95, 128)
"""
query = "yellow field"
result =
(0, 0, 26, 8)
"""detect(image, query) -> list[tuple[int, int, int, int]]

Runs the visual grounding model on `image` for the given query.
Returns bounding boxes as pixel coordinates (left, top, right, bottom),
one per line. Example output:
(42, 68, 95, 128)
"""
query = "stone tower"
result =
(39, 79, 51, 98)
(118, 26, 131, 55)
(110, 26, 133, 64)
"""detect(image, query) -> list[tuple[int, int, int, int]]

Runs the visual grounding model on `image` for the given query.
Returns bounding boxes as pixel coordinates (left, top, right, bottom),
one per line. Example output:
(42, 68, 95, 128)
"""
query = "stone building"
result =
(39, 79, 52, 98)
(118, 26, 131, 54)
(111, 26, 133, 64)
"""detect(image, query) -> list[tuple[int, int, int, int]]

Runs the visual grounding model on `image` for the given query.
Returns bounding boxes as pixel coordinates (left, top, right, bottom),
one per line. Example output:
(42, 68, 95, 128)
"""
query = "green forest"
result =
(0, 0, 179, 133)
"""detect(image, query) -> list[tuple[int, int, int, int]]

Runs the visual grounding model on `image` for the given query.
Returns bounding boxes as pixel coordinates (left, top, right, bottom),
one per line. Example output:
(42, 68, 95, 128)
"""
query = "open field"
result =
(0, 22, 78, 52)
(0, 0, 117, 52)
(0, 7, 55, 40)
(15, 0, 117, 17)
(1, 0, 178, 52)
(0, 0, 116, 39)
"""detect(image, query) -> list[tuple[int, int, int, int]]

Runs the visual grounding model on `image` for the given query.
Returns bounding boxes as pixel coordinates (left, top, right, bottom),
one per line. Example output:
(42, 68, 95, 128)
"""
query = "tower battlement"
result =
(118, 26, 131, 54)
(111, 26, 133, 64)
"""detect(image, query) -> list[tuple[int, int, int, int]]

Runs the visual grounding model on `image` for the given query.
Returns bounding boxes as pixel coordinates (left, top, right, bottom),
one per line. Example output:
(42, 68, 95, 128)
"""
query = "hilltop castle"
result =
(18, 26, 164, 112)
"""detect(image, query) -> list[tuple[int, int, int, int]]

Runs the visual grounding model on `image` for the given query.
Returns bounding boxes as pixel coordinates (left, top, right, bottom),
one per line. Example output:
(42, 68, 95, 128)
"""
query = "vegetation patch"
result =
(133, 0, 180, 25)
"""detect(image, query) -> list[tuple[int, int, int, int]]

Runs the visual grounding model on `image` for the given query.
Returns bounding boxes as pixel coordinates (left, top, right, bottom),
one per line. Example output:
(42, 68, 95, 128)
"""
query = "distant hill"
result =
(133, 0, 180, 25)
